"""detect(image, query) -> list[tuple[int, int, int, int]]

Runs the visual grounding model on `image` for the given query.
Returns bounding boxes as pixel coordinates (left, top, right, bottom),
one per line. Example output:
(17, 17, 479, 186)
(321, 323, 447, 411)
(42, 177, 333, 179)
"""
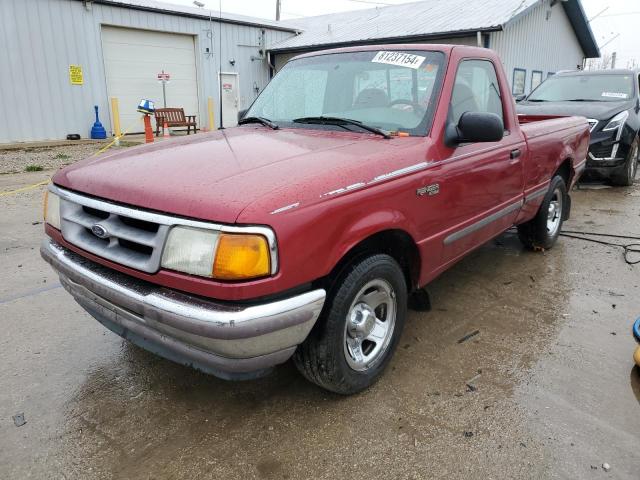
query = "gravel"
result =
(0, 142, 135, 174)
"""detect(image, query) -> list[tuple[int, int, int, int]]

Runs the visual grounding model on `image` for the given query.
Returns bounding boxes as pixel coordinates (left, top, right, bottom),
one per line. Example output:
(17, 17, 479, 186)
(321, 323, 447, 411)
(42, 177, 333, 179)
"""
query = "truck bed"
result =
(518, 114, 588, 139)
(517, 113, 569, 124)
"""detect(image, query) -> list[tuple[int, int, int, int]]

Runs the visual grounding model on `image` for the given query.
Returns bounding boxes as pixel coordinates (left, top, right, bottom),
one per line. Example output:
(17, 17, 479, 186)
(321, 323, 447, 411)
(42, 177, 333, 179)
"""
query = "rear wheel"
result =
(611, 137, 638, 186)
(517, 175, 567, 250)
(293, 254, 407, 394)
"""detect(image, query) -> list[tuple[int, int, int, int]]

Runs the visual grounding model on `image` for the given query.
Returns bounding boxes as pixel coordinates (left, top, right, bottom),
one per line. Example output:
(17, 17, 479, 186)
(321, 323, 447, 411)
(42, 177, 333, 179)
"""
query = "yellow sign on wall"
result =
(69, 65, 83, 85)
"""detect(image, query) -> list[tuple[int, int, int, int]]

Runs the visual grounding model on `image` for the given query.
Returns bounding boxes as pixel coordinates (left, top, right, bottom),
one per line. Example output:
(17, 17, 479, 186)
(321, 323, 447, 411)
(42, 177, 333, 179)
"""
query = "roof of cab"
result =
(287, 43, 484, 63)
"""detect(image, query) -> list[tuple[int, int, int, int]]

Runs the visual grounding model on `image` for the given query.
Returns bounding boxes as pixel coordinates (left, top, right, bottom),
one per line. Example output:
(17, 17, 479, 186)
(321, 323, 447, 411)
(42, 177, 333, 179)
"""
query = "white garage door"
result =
(102, 26, 199, 133)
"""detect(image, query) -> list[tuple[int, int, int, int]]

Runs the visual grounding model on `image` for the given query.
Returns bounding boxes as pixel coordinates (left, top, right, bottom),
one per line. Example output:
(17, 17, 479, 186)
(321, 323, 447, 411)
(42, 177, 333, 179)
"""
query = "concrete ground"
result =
(1, 171, 639, 480)
(0, 130, 187, 174)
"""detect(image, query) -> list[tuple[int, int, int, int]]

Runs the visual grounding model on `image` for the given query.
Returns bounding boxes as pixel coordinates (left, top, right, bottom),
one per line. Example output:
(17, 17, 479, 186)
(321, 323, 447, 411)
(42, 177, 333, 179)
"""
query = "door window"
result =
(449, 60, 504, 126)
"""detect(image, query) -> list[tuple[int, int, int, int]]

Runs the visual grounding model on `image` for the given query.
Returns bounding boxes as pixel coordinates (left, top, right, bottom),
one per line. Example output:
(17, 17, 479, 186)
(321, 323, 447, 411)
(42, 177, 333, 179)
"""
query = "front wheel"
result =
(293, 254, 407, 394)
(611, 137, 638, 186)
(517, 175, 567, 250)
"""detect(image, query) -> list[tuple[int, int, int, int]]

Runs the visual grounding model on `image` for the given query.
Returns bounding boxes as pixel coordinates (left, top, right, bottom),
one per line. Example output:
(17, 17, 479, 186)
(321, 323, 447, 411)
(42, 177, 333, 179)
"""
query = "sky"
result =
(581, 0, 640, 68)
(160, 0, 640, 67)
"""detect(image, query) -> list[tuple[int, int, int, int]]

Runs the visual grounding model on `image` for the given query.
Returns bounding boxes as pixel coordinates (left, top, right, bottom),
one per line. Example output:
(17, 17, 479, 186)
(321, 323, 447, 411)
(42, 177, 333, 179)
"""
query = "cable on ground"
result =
(558, 230, 640, 265)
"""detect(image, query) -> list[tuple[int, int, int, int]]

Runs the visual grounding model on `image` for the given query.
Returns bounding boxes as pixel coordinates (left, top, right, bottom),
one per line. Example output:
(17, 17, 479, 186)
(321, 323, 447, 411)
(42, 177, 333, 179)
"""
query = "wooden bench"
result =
(154, 108, 197, 136)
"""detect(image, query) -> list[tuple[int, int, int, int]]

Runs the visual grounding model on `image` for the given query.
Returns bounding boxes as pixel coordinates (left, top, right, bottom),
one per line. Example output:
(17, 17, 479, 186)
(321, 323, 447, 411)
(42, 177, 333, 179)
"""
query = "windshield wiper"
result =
(565, 99, 603, 102)
(292, 116, 391, 139)
(238, 116, 279, 130)
(527, 99, 547, 102)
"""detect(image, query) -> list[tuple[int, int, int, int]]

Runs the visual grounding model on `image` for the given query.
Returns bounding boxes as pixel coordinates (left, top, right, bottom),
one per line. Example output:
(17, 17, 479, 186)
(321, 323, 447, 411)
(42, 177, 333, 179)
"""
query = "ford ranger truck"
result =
(41, 45, 589, 394)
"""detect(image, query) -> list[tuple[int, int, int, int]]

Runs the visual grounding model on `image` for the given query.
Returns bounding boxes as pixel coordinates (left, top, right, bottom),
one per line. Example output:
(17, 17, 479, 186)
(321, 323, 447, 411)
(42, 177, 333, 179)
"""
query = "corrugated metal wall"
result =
(490, 0, 584, 95)
(0, 0, 294, 143)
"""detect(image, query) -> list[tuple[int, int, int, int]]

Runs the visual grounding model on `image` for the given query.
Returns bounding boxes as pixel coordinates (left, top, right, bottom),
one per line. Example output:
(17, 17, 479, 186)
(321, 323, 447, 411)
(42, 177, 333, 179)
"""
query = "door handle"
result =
(510, 149, 521, 159)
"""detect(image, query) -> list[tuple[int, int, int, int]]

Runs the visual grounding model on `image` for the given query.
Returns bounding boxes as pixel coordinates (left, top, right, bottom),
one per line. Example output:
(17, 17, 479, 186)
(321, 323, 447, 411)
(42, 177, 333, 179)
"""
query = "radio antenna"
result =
(218, 0, 224, 129)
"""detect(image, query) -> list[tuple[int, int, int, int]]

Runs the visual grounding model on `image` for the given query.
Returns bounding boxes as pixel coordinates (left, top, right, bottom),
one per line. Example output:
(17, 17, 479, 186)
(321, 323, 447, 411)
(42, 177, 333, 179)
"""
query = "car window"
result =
(353, 68, 414, 102)
(258, 69, 329, 119)
(450, 60, 503, 126)
(247, 50, 445, 136)
(354, 69, 387, 101)
(418, 66, 438, 105)
(389, 69, 413, 102)
(527, 74, 635, 102)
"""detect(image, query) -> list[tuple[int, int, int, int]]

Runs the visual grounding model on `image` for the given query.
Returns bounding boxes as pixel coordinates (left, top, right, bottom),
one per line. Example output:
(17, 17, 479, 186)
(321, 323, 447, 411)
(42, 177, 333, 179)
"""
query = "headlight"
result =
(43, 190, 61, 230)
(602, 111, 629, 133)
(161, 227, 219, 277)
(161, 227, 272, 280)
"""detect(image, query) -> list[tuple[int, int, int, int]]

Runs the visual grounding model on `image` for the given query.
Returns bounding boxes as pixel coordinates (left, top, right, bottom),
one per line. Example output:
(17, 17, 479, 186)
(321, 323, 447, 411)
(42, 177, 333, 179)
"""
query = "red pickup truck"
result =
(42, 45, 589, 394)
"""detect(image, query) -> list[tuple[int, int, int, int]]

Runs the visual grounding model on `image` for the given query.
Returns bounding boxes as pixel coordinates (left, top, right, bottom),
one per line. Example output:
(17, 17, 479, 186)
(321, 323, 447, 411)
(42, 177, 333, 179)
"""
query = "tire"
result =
(611, 137, 639, 187)
(293, 254, 407, 395)
(517, 175, 567, 250)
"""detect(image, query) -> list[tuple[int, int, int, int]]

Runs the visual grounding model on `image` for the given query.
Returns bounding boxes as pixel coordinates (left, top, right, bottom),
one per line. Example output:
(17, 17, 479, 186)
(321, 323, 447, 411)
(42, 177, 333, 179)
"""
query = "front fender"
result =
(324, 208, 421, 277)
(264, 187, 424, 296)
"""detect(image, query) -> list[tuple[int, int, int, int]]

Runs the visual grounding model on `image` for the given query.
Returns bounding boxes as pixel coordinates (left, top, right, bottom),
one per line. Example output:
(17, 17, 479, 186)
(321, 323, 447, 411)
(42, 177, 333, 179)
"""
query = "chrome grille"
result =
(59, 194, 169, 273)
(50, 185, 280, 276)
(589, 142, 614, 160)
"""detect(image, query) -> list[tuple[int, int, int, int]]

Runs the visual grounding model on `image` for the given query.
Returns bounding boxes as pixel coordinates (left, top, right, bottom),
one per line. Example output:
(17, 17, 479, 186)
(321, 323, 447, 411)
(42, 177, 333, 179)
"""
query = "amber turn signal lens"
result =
(212, 233, 270, 280)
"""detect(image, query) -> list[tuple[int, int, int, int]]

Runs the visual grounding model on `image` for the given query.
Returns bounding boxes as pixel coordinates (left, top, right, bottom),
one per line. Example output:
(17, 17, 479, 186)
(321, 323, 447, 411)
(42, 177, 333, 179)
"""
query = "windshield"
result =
(245, 50, 445, 136)
(527, 74, 635, 102)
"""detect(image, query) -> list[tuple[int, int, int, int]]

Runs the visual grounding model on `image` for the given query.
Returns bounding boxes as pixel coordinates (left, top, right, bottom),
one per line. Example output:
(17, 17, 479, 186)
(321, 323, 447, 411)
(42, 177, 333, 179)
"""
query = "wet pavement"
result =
(1, 172, 639, 479)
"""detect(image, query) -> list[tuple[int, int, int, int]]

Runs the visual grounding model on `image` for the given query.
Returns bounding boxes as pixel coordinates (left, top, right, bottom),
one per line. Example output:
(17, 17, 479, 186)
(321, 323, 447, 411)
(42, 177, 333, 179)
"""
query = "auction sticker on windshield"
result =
(372, 51, 425, 69)
(602, 92, 628, 99)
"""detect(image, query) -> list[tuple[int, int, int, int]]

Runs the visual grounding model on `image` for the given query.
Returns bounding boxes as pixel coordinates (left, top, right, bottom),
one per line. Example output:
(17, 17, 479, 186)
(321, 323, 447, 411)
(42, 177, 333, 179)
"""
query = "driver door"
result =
(437, 59, 525, 265)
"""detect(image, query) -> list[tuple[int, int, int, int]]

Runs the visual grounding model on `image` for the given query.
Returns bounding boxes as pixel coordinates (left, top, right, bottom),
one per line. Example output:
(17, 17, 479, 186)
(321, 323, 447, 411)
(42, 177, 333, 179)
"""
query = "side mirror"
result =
(238, 109, 248, 122)
(514, 94, 526, 102)
(445, 112, 504, 147)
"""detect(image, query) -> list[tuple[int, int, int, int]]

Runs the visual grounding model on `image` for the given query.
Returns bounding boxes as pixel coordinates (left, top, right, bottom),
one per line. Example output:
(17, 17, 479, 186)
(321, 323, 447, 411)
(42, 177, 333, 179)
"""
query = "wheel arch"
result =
(553, 158, 574, 219)
(321, 228, 421, 295)
(554, 157, 573, 185)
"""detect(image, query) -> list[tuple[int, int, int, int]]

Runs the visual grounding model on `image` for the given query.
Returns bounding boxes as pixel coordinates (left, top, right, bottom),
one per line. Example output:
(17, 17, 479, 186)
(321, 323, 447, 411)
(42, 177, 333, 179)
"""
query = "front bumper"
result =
(584, 132, 631, 177)
(41, 238, 326, 380)
(585, 154, 627, 180)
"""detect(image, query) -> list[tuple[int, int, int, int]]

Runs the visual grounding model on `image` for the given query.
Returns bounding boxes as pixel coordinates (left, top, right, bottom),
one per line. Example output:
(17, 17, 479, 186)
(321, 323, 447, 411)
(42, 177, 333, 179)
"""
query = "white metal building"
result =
(0, 0, 599, 144)
(268, 0, 600, 97)
(0, 0, 296, 144)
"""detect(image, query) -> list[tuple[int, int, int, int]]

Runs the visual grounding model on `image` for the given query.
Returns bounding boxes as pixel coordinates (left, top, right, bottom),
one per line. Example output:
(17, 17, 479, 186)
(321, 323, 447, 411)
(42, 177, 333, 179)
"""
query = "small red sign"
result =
(157, 71, 171, 82)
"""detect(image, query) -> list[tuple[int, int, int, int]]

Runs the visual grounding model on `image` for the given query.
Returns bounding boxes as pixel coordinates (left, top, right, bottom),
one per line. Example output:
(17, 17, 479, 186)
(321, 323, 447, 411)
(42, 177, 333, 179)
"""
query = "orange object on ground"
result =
(634, 346, 640, 367)
(143, 115, 154, 143)
(163, 121, 170, 138)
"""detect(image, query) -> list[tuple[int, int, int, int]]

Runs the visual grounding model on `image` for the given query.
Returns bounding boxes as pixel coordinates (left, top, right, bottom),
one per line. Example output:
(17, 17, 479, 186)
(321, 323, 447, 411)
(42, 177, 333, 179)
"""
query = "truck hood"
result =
(54, 126, 424, 224)
(516, 99, 634, 121)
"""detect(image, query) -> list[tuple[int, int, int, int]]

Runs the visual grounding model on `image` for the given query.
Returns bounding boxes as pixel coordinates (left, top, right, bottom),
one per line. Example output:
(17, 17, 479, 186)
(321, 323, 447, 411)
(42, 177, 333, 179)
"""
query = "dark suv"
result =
(517, 69, 639, 186)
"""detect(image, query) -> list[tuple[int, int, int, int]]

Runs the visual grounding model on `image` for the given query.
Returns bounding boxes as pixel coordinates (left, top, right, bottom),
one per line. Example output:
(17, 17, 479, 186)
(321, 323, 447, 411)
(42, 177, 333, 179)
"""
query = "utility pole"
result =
(275, 0, 281, 20)
(611, 51, 617, 69)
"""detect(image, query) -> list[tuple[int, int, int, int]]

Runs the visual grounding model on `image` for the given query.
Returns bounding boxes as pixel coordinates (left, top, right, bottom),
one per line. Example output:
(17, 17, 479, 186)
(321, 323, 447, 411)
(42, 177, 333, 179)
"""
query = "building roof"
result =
(268, 0, 599, 58)
(87, 0, 299, 31)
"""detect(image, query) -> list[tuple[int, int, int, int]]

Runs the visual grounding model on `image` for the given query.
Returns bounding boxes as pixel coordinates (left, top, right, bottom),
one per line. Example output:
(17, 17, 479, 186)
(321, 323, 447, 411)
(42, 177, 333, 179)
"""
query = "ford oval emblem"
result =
(91, 224, 108, 239)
